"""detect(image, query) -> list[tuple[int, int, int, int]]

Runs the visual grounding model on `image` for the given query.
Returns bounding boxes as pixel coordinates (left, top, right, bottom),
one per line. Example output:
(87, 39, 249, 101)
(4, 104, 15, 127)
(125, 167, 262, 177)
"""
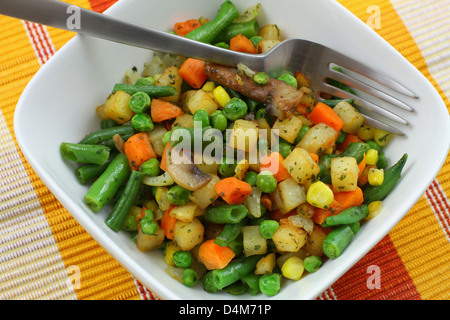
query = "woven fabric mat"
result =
(1, 0, 449, 300)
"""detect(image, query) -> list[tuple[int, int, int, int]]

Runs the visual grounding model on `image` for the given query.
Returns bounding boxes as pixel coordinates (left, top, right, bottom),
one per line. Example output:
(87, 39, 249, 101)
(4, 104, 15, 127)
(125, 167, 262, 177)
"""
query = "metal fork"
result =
(1, 0, 417, 135)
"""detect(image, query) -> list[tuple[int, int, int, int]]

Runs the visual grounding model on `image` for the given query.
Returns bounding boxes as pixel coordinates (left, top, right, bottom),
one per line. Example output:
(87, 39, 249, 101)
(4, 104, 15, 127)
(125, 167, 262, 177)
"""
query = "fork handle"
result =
(0, 0, 251, 66)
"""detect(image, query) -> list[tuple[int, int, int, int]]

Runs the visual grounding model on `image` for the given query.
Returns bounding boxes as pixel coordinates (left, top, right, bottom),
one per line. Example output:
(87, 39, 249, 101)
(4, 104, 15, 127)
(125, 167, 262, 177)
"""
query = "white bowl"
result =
(14, 0, 450, 300)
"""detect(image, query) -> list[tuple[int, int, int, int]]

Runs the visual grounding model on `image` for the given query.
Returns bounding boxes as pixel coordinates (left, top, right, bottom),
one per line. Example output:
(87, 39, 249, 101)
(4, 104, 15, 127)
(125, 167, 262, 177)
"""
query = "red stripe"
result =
(88, 0, 118, 13)
(31, 23, 51, 62)
(426, 180, 450, 238)
(324, 234, 421, 300)
(37, 24, 55, 56)
(24, 21, 46, 65)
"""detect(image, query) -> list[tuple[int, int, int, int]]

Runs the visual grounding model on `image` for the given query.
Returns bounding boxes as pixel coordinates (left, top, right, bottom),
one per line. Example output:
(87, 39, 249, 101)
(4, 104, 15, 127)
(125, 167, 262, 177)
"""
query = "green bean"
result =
(365, 140, 381, 152)
(214, 42, 230, 49)
(243, 171, 257, 186)
(132, 113, 154, 132)
(128, 92, 151, 113)
(245, 97, 260, 113)
(377, 152, 387, 169)
(204, 204, 248, 224)
(100, 119, 119, 129)
(222, 97, 248, 121)
(363, 153, 408, 203)
(336, 131, 346, 145)
(322, 225, 355, 259)
(60, 142, 110, 165)
(139, 158, 160, 177)
(348, 221, 360, 235)
(79, 125, 134, 145)
(212, 19, 259, 43)
(173, 250, 193, 269)
(214, 218, 247, 247)
(203, 271, 219, 293)
(321, 98, 354, 108)
(339, 141, 371, 163)
(259, 220, 280, 239)
(185, 0, 239, 43)
(317, 153, 337, 184)
(211, 110, 228, 132)
(249, 35, 263, 47)
(182, 268, 199, 287)
(259, 273, 281, 296)
(121, 213, 138, 232)
(75, 156, 112, 184)
(84, 153, 131, 212)
(303, 255, 322, 273)
(241, 273, 261, 295)
(227, 232, 244, 256)
(212, 255, 261, 290)
(322, 205, 369, 228)
(105, 170, 143, 231)
(112, 84, 177, 97)
(225, 282, 247, 295)
(167, 185, 191, 205)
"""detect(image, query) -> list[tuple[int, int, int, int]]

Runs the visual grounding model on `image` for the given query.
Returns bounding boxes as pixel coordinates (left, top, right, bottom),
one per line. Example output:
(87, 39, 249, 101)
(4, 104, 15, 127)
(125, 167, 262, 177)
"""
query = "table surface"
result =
(1, 0, 449, 300)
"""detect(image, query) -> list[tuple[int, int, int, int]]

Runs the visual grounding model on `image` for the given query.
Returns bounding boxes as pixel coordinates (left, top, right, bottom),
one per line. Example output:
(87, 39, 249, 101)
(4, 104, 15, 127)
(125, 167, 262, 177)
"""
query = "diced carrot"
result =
(214, 177, 252, 204)
(312, 187, 364, 225)
(123, 132, 157, 170)
(269, 209, 297, 222)
(337, 133, 363, 152)
(296, 104, 309, 116)
(150, 99, 184, 123)
(309, 153, 319, 164)
(261, 195, 273, 211)
(260, 152, 291, 182)
(198, 239, 236, 270)
(178, 58, 208, 89)
(229, 34, 256, 54)
(174, 19, 201, 37)
(160, 142, 170, 172)
(308, 102, 344, 132)
(160, 205, 176, 240)
(358, 153, 366, 178)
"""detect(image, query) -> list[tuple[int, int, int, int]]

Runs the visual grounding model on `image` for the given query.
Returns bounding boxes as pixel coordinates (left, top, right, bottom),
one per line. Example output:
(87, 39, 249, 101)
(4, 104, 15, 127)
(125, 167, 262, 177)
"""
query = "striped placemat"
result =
(1, 0, 449, 300)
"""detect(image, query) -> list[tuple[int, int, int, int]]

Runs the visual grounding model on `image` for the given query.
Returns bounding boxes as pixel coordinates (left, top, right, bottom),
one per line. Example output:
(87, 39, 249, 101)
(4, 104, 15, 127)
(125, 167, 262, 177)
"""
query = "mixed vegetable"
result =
(60, 1, 407, 297)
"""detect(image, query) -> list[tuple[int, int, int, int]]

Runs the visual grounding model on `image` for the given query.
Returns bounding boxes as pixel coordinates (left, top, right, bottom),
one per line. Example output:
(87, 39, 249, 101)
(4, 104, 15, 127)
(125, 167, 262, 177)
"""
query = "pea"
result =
(295, 125, 310, 144)
(182, 268, 199, 287)
(193, 108, 210, 128)
(259, 220, 279, 239)
(121, 213, 138, 232)
(131, 113, 154, 132)
(259, 273, 281, 296)
(277, 74, 298, 88)
(303, 255, 322, 273)
(173, 250, 193, 269)
(222, 97, 248, 121)
(139, 158, 160, 177)
(255, 108, 274, 126)
(219, 159, 237, 177)
(256, 171, 278, 193)
(211, 110, 228, 132)
(167, 185, 191, 205)
(162, 130, 172, 146)
(140, 210, 158, 235)
(128, 91, 151, 113)
(243, 171, 258, 186)
(272, 142, 292, 159)
(253, 72, 270, 86)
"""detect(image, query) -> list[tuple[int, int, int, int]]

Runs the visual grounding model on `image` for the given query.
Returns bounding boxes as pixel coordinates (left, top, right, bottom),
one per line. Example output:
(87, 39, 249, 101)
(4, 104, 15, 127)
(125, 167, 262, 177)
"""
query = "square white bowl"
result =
(14, 0, 450, 300)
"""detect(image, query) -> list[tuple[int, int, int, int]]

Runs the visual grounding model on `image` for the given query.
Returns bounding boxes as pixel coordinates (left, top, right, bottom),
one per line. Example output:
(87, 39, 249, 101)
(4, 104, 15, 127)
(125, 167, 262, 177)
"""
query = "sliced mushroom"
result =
(165, 145, 213, 191)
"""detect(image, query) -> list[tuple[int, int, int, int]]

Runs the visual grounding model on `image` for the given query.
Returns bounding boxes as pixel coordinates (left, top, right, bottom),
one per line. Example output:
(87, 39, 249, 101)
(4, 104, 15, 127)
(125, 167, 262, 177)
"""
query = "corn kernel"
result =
(202, 81, 216, 92)
(365, 149, 379, 165)
(357, 124, 376, 141)
(213, 86, 231, 107)
(281, 256, 304, 281)
(373, 129, 392, 147)
(368, 168, 384, 186)
(366, 201, 383, 220)
(163, 241, 182, 266)
(306, 181, 334, 209)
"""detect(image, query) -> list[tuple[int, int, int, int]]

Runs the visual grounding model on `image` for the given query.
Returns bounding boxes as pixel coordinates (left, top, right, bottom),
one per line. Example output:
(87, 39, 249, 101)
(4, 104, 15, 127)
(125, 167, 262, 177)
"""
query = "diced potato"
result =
(103, 90, 132, 124)
(189, 175, 221, 209)
(304, 226, 328, 257)
(229, 119, 259, 153)
(333, 100, 365, 134)
(242, 225, 267, 256)
(234, 159, 250, 180)
(270, 186, 286, 213)
(173, 217, 204, 251)
(257, 39, 281, 53)
(282, 148, 320, 185)
(155, 186, 171, 211)
(296, 122, 339, 154)
(124, 68, 140, 84)
(299, 94, 315, 108)
(280, 214, 314, 235)
(277, 177, 307, 212)
(136, 228, 165, 252)
(271, 115, 303, 144)
(180, 90, 197, 113)
(295, 71, 310, 88)
(296, 202, 316, 219)
(258, 24, 281, 40)
(331, 156, 360, 192)
(170, 203, 199, 222)
(256, 117, 273, 145)
(164, 241, 182, 266)
(172, 114, 194, 128)
(272, 225, 307, 253)
(255, 253, 276, 275)
(187, 89, 219, 115)
(147, 124, 167, 156)
(155, 66, 183, 103)
(96, 105, 108, 120)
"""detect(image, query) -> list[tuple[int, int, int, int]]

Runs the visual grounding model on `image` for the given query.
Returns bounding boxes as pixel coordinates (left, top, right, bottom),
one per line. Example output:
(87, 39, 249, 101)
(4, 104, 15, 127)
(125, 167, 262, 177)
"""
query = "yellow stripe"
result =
(338, 0, 450, 300)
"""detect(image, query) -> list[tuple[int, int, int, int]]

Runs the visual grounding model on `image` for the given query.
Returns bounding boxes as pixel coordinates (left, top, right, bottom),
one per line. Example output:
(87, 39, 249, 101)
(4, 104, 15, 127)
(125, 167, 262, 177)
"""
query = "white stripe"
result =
(425, 181, 450, 242)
